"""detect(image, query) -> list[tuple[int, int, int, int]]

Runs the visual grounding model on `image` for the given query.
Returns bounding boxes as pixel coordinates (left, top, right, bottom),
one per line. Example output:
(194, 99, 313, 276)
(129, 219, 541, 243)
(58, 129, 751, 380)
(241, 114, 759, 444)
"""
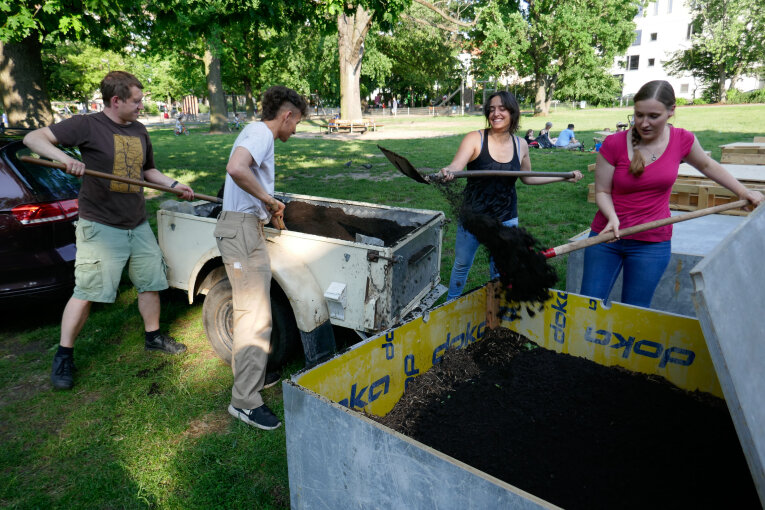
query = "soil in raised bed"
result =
(377, 328, 761, 510)
(282, 201, 415, 246)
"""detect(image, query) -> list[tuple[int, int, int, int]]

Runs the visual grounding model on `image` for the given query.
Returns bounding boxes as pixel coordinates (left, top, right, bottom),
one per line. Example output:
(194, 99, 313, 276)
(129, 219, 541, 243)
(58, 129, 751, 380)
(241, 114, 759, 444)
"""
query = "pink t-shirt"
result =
(591, 127, 695, 242)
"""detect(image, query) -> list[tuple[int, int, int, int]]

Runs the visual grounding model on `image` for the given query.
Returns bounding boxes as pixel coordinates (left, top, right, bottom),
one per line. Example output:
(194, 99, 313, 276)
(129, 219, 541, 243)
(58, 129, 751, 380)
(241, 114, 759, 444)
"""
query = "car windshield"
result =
(6, 143, 80, 201)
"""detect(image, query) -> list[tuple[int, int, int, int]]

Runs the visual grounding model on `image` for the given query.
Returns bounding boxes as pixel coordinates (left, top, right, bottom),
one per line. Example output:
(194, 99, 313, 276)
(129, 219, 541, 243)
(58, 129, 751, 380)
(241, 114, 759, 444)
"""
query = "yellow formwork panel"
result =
(500, 290, 722, 398)
(294, 286, 722, 418)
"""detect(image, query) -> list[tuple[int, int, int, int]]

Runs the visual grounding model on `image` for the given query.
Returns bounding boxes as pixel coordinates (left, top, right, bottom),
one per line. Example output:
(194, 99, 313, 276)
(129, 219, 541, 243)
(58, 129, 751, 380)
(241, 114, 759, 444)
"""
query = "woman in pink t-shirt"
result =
(580, 80, 763, 307)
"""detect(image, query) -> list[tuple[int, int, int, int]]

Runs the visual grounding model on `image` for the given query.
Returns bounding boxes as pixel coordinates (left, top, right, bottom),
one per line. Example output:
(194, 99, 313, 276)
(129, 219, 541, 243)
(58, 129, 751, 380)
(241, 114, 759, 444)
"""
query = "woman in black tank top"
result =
(439, 91, 583, 300)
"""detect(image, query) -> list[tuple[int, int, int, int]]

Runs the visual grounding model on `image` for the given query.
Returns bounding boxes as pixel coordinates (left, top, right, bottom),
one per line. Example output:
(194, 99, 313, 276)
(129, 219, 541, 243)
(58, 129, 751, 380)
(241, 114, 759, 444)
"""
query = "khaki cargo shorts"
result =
(72, 219, 168, 303)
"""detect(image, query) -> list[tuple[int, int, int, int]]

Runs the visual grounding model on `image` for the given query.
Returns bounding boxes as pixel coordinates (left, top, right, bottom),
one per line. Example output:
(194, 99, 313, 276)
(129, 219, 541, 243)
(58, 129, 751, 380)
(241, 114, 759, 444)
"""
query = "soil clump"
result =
(377, 328, 759, 510)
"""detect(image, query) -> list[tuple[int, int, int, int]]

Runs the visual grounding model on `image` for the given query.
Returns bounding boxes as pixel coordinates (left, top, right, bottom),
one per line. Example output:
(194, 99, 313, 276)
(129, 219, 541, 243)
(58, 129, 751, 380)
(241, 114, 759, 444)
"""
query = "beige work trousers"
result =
(214, 211, 272, 410)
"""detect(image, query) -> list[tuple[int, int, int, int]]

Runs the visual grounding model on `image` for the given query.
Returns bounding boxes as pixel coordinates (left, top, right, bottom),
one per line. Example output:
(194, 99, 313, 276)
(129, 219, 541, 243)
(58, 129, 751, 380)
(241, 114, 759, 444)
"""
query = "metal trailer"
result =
(157, 192, 445, 367)
(284, 205, 765, 508)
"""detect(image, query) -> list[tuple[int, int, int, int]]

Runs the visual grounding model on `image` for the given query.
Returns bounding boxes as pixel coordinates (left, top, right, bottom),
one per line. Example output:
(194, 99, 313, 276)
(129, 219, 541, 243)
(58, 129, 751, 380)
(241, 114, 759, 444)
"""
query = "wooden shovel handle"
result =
(542, 200, 751, 259)
(20, 156, 222, 204)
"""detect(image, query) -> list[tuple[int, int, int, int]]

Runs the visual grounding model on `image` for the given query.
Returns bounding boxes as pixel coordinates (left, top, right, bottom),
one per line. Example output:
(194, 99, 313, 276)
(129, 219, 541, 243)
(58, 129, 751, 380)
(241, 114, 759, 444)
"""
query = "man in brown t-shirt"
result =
(24, 70, 195, 390)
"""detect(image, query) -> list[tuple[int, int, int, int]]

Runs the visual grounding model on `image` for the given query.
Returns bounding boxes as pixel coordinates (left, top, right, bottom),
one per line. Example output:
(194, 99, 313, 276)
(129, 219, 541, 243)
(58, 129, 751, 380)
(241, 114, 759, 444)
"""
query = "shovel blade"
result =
(377, 145, 430, 184)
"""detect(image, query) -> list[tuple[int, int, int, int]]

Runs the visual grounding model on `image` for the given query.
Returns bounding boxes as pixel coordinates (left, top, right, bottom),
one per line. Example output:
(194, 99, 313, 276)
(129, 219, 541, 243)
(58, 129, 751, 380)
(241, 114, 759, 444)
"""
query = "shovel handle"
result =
(20, 156, 222, 204)
(542, 199, 751, 259)
(427, 170, 575, 182)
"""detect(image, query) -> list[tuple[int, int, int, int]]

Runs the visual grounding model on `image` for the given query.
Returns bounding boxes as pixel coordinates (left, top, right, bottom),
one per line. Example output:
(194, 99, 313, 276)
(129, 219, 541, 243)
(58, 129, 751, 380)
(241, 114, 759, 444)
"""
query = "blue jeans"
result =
(580, 231, 671, 307)
(447, 217, 519, 300)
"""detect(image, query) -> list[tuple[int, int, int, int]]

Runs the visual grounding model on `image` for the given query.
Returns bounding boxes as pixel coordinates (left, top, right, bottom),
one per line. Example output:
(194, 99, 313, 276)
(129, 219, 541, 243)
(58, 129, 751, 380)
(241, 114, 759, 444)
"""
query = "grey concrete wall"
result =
(691, 205, 765, 507)
(566, 213, 745, 316)
(284, 381, 557, 510)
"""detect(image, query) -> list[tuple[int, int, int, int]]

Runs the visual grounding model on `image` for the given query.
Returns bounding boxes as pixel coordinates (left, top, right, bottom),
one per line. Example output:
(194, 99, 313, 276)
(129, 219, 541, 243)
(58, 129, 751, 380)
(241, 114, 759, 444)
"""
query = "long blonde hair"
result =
(630, 80, 676, 177)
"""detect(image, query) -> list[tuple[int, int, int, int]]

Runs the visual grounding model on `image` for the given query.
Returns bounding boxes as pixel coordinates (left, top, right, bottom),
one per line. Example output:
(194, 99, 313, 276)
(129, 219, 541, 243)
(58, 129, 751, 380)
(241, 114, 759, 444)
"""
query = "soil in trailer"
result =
(377, 328, 760, 510)
(283, 201, 416, 246)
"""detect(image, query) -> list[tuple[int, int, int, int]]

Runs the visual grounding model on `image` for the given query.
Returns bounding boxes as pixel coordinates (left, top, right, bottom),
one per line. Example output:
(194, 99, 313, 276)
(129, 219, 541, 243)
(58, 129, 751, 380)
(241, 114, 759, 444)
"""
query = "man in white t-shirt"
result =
(214, 86, 307, 430)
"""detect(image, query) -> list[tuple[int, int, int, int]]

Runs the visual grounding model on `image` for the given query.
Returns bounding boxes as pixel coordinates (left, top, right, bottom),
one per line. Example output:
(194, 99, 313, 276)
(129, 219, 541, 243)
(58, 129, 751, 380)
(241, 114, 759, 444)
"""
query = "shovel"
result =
(541, 199, 751, 259)
(21, 155, 289, 230)
(378, 145, 576, 184)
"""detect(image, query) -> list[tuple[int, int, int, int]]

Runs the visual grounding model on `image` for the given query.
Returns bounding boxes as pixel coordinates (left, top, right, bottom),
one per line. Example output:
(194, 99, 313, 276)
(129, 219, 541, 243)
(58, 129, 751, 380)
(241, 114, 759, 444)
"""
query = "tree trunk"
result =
(337, 6, 373, 120)
(203, 42, 230, 133)
(0, 36, 54, 128)
(717, 63, 727, 103)
(534, 78, 548, 116)
(243, 77, 256, 120)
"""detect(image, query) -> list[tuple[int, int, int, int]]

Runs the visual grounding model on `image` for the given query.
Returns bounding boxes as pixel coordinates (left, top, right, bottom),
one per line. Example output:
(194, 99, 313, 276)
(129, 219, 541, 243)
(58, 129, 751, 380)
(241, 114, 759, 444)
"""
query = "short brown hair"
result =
(260, 86, 308, 121)
(100, 71, 143, 106)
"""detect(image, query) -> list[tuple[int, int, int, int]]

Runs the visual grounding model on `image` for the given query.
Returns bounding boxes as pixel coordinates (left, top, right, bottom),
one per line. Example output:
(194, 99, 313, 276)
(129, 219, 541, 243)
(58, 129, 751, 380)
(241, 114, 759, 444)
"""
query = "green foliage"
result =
(472, 0, 639, 113)
(675, 98, 689, 106)
(726, 88, 765, 104)
(198, 103, 210, 113)
(666, 0, 765, 102)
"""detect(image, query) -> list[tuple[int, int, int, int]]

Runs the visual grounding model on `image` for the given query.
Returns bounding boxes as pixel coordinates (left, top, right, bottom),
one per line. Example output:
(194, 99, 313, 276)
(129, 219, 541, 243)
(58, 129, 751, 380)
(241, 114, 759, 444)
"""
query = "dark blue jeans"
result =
(580, 231, 671, 307)
(447, 218, 519, 300)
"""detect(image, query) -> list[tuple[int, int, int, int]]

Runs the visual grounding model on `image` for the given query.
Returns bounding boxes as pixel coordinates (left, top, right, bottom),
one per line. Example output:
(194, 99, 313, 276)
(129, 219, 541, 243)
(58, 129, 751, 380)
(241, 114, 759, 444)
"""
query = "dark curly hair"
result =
(483, 91, 520, 135)
(260, 86, 308, 121)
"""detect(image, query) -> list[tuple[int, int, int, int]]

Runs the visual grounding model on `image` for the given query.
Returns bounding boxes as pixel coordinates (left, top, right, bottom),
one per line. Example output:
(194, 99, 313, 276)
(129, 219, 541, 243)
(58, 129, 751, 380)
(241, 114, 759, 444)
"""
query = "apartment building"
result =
(614, 0, 761, 99)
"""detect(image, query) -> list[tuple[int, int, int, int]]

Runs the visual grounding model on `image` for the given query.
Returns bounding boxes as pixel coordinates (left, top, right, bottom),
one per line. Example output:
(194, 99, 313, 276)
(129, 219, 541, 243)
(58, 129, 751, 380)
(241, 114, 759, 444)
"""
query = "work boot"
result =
(228, 404, 281, 430)
(145, 333, 187, 355)
(51, 353, 75, 390)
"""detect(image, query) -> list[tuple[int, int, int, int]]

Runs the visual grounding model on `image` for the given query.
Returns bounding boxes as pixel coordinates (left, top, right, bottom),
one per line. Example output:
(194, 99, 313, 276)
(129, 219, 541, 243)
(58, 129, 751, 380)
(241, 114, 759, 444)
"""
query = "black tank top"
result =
(463, 129, 520, 221)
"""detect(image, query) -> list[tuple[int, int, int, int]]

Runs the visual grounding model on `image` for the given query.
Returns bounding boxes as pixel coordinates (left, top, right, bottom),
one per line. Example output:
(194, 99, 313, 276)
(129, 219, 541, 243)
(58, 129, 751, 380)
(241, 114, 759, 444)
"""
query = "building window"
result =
(633, 30, 642, 46)
(651, 32, 658, 41)
(681, 84, 689, 93)
(648, 58, 655, 67)
(653, 1, 659, 15)
(628, 55, 640, 70)
(668, 0, 673, 13)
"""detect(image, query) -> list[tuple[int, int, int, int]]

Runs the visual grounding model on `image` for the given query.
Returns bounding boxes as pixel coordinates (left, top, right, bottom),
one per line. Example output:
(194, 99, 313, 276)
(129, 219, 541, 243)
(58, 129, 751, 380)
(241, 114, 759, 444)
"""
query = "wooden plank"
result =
(720, 153, 765, 165)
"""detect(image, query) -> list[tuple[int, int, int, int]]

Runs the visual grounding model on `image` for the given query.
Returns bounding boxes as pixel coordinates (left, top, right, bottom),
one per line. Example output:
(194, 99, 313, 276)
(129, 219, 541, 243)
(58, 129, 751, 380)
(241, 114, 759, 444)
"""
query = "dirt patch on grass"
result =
(184, 412, 231, 438)
(376, 327, 759, 509)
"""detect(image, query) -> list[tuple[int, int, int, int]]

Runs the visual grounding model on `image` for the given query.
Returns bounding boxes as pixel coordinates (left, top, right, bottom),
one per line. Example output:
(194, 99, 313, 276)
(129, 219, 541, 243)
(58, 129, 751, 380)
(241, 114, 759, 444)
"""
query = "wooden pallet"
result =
(586, 179, 765, 216)
(720, 144, 765, 165)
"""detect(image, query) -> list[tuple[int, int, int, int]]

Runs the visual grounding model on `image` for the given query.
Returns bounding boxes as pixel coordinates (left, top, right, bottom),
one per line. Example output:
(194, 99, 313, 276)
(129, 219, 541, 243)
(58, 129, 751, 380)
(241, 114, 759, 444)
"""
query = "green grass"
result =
(2, 104, 763, 509)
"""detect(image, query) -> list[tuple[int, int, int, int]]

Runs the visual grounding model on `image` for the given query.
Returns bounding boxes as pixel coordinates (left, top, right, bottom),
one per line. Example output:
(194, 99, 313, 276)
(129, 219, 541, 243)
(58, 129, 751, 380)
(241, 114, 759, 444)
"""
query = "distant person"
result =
(524, 129, 539, 148)
(535, 121, 555, 148)
(1, 111, 7, 128)
(392, 97, 398, 116)
(23, 70, 195, 390)
(580, 80, 764, 307)
(555, 123, 582, 149)
(439, 91, 583, 300)
(174, 112, 188, 136)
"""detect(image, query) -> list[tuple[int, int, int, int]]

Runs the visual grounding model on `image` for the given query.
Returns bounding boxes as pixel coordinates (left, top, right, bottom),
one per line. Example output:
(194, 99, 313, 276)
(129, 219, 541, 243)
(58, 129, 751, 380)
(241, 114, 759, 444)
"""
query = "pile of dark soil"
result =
(282, 201, 415, 246)
(377, 328, 760, 509)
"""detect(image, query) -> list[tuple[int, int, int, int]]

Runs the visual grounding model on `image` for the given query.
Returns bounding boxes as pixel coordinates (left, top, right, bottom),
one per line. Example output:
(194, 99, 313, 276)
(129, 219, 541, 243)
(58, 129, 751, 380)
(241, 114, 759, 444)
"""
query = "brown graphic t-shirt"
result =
(50, 112, 156, 229)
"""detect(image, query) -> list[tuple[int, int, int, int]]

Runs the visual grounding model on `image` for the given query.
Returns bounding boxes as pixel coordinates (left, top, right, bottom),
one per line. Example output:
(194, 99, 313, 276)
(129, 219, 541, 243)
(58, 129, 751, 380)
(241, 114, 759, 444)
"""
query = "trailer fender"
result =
(268, 241, 330, 332)
(186, 246, 222, 304)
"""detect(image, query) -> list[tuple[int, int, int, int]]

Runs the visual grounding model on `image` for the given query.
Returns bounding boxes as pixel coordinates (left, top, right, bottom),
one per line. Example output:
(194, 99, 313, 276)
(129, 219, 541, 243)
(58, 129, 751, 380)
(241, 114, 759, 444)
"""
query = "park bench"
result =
(325, 119, 383, 134)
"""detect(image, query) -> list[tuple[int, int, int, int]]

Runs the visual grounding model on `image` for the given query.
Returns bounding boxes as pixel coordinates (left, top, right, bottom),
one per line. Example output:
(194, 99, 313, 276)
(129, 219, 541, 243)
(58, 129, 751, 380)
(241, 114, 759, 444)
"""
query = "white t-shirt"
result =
(222, 121, 275, 220)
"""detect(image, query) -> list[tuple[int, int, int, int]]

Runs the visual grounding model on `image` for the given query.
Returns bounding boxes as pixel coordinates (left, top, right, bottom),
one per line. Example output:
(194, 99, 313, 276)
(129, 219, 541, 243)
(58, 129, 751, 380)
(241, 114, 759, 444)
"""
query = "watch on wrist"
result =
(170, 180, 179, 188)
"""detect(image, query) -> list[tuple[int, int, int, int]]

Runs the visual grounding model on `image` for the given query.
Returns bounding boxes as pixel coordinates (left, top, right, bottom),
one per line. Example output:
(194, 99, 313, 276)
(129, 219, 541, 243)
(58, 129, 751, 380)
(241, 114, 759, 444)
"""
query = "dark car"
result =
(0, 129, 80, 302)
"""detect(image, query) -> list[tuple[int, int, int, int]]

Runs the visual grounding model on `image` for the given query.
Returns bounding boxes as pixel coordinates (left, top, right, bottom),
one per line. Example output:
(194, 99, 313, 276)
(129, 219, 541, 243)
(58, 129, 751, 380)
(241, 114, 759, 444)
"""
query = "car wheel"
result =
(202, 276, 299, 369)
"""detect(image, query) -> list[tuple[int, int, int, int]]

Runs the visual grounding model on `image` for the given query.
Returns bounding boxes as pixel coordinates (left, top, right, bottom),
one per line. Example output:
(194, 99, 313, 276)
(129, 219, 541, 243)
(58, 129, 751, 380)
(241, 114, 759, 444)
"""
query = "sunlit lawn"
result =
(1, 104, 763, 509)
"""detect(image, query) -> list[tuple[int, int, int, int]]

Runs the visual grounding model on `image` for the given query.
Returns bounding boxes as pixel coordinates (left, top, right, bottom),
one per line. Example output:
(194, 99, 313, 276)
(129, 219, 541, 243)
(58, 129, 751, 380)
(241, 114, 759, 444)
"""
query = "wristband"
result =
(170, 180, 179, 188)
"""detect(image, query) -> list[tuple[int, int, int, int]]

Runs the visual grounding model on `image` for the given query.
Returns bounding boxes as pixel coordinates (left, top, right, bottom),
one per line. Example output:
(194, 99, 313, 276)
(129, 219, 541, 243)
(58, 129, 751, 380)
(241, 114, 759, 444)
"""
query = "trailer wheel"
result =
(202, 277, 298, 369)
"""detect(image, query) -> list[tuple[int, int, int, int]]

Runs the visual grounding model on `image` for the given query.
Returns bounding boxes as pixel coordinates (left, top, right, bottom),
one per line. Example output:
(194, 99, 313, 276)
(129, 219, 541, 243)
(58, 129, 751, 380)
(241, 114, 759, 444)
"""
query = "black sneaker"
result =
(228, 404, 281, 430)
(263, 372, 281, 389)
(51, 353, 74, 390)
(145, 333, 187, 355)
